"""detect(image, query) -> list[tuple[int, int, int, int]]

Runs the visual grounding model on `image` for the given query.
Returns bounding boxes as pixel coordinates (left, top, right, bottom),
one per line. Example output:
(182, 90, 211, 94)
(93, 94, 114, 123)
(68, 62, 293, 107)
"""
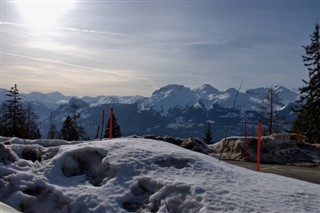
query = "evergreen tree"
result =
(5, 84, 24, 137)
(70, 100, 86, 140)
(60, 115, 79, 141)
(0, 102, 8, 136)
(104, 110, 122, 138)
(0, 84, 40, 139)
(293, 23, 320, 143)
(203, 122, 213, 144)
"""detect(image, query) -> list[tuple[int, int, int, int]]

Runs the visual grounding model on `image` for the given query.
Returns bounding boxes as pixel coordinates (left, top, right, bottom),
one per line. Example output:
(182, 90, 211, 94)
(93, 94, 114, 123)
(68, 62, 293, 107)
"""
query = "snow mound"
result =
(211, 133, 320, 165)
(1, 137, 320, 212)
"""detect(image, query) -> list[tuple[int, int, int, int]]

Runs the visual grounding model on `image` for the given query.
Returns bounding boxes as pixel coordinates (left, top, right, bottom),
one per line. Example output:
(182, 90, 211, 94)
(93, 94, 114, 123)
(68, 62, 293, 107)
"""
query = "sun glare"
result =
(14, 0, 75, 32)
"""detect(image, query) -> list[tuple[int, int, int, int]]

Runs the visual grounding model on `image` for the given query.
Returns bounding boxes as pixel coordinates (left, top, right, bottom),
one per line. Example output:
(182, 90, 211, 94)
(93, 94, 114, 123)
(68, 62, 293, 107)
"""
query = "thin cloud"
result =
(0, 21, 133, 38)
(1, 52, 147, 81)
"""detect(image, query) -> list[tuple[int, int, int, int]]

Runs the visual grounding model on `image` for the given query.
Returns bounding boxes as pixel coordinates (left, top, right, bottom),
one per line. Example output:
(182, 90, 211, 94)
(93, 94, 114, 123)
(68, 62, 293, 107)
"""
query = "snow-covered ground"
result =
(1, 137, 320, 212)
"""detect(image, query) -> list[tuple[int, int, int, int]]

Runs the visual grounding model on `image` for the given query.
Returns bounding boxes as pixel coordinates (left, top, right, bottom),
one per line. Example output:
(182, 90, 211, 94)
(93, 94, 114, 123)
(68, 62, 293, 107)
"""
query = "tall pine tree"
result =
(203, 122, 213, 144)
(60, 115, 79, 141)
(70, 100, 86, 140)
(5, 84, 24, 137)
(293, 23, 320, 143)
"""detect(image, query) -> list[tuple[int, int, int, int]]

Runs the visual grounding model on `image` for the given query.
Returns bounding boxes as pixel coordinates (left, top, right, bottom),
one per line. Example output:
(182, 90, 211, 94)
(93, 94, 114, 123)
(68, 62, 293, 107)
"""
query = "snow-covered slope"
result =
(83, 95, 144, 107)
(1, 137, 319, 212)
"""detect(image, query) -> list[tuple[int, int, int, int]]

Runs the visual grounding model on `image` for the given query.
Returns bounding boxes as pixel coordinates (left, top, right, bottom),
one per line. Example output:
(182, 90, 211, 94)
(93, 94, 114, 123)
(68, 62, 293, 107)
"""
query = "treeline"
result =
(0, 84, 122, 141)
(48, 104, 121, 141)
(0, 84, 41, 139)
(47, 100, 87, 141)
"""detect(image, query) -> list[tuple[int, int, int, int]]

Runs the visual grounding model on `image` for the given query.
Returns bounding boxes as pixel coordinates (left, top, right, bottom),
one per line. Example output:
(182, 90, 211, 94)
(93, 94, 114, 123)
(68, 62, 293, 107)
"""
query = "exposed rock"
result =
(22, 147, 42, 162)
(143, 135, 212, 155)
(210, 133, 320, 166)
(180, 137, 212, 155)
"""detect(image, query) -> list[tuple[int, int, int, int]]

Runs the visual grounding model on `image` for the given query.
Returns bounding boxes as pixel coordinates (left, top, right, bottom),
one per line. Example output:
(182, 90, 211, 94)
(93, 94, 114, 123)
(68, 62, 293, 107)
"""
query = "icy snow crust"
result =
(1, 137, 320, 213)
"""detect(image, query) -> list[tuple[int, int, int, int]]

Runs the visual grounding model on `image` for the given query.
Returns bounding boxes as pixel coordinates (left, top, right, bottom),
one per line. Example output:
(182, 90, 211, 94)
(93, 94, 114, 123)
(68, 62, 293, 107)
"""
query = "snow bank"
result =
(1, 137, 320, 212)
(0, 201, 21, 213)
(211, 133, 320, 165)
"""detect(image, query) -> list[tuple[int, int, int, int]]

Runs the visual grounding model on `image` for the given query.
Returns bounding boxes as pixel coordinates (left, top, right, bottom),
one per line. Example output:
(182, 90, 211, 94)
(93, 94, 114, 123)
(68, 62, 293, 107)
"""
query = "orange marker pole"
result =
(256, 119, 261, 172)
(100, 109, 104, 140)
(109, 107, 113, 139)
(244, 114, 248, 161)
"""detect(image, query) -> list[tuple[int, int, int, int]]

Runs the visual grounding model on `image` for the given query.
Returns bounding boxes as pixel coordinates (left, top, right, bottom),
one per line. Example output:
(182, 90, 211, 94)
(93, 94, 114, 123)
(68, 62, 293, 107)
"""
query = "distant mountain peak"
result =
(194, 84, 220, 95)
(225, 88, 238, 94)
(152, 84, 187, 96)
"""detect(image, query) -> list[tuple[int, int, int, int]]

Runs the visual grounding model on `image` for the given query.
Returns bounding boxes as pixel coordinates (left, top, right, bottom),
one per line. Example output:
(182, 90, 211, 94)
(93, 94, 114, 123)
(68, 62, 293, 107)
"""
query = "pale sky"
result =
(1, 0, 319, 97)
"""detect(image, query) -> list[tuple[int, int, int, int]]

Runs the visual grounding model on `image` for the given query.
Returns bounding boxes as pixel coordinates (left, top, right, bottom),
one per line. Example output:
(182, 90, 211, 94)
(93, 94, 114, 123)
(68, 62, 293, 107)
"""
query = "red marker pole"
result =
(100, 109, 104, 140)
(109, 107, 113, 139)
(256, 119, 261, 172)
(244, 114, 248, 161)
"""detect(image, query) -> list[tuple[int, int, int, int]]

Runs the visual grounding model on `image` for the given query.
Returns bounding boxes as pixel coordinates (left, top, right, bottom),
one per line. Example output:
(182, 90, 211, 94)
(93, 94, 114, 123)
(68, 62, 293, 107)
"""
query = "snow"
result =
(167, 117, 195, 130)
(0, 201, 21, 213)
(88, 96, 144, 107)
(1, 137, 320, 212)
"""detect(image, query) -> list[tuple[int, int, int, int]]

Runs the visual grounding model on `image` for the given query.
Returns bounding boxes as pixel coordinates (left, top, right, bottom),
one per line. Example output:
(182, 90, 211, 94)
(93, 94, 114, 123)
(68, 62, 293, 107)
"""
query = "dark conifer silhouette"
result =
(0, 84, 41, 139)
(293, 23, 320, 143)
(70, 100, 86, 140)
(60, 115, 79, 141)
(203, 122, 213, 144)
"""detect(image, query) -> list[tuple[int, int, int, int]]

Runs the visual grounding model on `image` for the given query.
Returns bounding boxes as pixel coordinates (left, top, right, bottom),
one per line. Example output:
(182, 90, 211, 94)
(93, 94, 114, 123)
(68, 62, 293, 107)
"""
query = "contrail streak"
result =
(0, 21, 134, 38)
(1, 52, 147, 81)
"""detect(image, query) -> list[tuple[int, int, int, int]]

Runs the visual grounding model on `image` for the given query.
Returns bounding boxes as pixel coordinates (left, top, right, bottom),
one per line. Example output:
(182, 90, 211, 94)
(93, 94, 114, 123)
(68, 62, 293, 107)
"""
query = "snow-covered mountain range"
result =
(139, 84, 298, 113)
(0, 84, 300, 140)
